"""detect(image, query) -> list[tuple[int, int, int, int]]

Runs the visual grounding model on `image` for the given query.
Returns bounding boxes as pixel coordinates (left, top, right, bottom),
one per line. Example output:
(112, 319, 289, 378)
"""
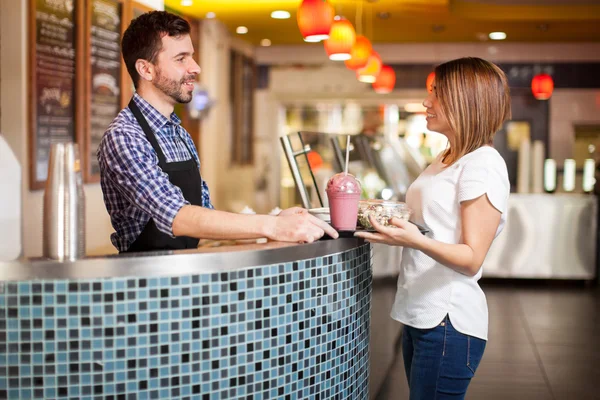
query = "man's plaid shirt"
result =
(97, 93, 213, 252)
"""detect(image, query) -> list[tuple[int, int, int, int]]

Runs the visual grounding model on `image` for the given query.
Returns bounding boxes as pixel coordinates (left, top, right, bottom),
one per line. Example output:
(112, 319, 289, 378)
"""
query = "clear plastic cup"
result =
(326, 173, 362, 231)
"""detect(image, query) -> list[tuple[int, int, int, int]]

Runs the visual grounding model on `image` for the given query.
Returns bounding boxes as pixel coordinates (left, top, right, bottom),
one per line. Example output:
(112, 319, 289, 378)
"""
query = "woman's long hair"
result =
(435, 57, 512, 165)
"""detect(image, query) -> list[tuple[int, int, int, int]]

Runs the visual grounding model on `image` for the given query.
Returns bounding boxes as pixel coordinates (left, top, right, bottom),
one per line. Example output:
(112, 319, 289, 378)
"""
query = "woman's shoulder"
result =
(461, 146, 507, 169)
(458, 146, 509, 188)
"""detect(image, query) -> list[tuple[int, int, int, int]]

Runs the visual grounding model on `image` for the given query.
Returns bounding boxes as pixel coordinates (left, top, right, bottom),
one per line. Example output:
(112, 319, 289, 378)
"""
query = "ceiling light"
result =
(236, 26, 248, 34)
(489, 32, 506, 40)
(181, 0, 192, 6)
(372, 65, 396, 94)
(261, 39, 272, 47)
(531, 73, 554, 100)
(344, 35, 372, 70)
(356, 52, 382, 83)
(297, 0, 334, 42)
(324, 18, 356, 61)
(271, 10, 290, 19)
(205, 12, 216, 19)
(426, 72, 435, 93)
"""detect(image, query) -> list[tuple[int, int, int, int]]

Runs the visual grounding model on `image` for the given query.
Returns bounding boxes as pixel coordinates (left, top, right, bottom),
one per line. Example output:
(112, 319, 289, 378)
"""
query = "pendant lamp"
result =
(356, 52, 382, 83)
(372, 65, 396, 93)
(344, 35, 372, 70)
(426, 72, 435, 93)
(297, 0, 335, 42)
(324, 18, 356, 61)
(531, 73, 554, 100)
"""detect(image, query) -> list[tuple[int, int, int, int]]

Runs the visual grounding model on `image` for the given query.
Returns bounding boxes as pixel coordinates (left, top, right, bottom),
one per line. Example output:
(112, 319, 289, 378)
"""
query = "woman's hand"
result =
(354, 215, 424, 249)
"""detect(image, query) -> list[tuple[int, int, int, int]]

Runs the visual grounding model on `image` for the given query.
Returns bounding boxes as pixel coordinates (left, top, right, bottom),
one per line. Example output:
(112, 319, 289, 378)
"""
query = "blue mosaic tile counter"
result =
(0, 238, 372, 400)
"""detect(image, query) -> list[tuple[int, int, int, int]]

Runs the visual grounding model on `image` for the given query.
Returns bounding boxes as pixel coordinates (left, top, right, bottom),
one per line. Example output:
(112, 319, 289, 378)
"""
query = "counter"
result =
(482, 194, 597, 280)
(0, 238, 372, 399)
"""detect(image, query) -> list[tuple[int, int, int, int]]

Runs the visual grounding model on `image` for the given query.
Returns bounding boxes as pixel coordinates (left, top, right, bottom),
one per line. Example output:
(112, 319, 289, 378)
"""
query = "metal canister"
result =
(43, 142, 85, 260)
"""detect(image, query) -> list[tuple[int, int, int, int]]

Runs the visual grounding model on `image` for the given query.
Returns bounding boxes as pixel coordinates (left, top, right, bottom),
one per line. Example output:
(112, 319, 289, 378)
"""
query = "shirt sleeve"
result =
(201, 180, 215, 209)
(457, 154, 509, 214)
(99, 128, 188, 238)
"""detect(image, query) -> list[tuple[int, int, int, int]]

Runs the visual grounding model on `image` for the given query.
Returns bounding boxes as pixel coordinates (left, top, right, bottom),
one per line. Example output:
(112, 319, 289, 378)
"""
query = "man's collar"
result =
(133, 93, 182, 130)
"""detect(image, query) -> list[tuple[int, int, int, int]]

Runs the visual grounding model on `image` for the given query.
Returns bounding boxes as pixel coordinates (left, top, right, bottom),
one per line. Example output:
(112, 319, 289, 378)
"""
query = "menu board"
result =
(87, 0, 122, 179)
(31, 0, 78, 187)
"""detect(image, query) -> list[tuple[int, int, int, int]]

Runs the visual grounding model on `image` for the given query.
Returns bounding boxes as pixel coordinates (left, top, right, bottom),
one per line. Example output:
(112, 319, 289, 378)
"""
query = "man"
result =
(98, 11, 337, 253)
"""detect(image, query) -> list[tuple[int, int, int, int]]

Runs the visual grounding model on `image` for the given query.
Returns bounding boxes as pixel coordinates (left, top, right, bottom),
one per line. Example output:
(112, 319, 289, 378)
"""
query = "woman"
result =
(355, 57, 511, 399)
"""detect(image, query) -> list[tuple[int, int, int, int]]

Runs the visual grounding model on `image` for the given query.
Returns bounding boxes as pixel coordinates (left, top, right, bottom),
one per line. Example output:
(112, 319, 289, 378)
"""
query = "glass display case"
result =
(279, 101, 448, 209)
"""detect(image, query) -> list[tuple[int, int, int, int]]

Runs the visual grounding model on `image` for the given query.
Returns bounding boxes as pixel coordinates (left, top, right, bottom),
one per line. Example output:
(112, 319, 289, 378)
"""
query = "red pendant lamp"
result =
(531, 73, 554, 100)
(356, 51, 382, 83)
(324, 18, 356, 61)
(344, 35, 372, 70)
(426, 72, 435, 93)
(297, 0, 335, 43)
(372, 65, 396, 94)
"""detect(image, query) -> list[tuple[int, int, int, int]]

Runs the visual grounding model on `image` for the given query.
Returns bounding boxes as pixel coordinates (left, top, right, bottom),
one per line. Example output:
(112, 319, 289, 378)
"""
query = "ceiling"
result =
(163, 0, 600, 45)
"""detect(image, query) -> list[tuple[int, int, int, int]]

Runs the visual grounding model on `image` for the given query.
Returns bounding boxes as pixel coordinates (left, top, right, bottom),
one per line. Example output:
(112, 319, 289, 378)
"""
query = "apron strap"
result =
(128, 98, 168, 167)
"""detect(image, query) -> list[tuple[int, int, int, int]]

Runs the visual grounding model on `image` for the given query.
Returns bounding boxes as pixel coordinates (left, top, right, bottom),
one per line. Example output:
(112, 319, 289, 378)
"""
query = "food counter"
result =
(0, 238, 372, 399)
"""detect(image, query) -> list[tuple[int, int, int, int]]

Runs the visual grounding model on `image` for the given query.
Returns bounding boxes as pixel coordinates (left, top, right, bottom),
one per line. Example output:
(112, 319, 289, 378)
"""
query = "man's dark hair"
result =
(121, 11, 191, 88)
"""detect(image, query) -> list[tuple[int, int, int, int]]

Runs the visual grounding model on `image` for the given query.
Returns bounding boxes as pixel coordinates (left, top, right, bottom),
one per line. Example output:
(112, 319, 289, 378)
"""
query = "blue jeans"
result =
(402, 315, 486, 399)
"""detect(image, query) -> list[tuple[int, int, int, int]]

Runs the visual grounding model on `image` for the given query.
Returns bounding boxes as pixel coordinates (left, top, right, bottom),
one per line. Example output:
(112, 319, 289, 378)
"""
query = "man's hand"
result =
(268, 207, 339, 243)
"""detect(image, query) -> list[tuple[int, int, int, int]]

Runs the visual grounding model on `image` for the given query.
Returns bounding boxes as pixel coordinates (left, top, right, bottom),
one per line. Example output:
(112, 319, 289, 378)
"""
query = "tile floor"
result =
(369, 278, 600, 400)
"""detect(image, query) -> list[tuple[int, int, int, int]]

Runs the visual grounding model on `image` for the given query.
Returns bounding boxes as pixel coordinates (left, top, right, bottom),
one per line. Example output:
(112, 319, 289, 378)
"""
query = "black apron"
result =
(124, 99, 203, 253)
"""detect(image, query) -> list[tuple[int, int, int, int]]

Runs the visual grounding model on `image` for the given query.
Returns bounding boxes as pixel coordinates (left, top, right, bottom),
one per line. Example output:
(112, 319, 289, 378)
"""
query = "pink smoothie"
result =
(326, 173, 361, 231)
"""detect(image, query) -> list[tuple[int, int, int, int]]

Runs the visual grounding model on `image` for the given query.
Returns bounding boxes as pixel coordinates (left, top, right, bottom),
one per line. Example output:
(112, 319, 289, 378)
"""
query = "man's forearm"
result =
(172, 205, 275, 240)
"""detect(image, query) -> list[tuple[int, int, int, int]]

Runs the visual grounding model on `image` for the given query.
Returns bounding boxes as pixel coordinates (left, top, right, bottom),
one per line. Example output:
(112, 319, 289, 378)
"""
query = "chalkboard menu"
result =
(30, 0, 78, 189)
(86, 0, 122, 180)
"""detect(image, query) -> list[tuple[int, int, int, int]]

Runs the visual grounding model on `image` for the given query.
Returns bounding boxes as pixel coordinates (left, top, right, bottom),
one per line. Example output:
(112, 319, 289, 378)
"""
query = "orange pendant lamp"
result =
(324, 18, 356, 61)
(373, 65, 396, 94)
(344, 35, 372, 70)
(531, 73, 554, 100)
(426, 72, 435, 93)
(297, 0, 335, 42)
(356, 51, 382, 83)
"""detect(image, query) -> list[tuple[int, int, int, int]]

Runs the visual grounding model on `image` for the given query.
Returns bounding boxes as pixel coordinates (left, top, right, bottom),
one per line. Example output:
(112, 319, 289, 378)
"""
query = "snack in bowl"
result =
(358, 200, 412, 229)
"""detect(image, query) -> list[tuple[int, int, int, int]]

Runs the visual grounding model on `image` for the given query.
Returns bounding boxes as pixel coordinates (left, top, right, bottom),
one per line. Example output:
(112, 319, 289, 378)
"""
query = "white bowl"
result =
(308, 207, 330, 222)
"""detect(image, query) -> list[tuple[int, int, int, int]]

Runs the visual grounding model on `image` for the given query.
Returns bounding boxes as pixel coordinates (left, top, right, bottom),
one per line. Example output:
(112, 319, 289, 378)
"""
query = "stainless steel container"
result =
(43, 142, 85, 260)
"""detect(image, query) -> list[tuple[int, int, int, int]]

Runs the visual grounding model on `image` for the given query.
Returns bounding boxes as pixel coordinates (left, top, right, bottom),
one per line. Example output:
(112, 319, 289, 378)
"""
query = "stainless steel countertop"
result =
(0, 238, 366, 281)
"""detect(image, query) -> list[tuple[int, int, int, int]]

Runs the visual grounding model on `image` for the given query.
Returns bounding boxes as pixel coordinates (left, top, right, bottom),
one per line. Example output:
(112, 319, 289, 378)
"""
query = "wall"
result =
(198, 20, 259, 213)
(135, 0, 164, 11)
(550, 89, 600, 164)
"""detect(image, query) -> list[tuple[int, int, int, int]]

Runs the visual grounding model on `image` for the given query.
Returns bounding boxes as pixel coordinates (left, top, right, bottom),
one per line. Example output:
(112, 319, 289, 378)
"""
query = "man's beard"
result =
(154, 68, 194, 104)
